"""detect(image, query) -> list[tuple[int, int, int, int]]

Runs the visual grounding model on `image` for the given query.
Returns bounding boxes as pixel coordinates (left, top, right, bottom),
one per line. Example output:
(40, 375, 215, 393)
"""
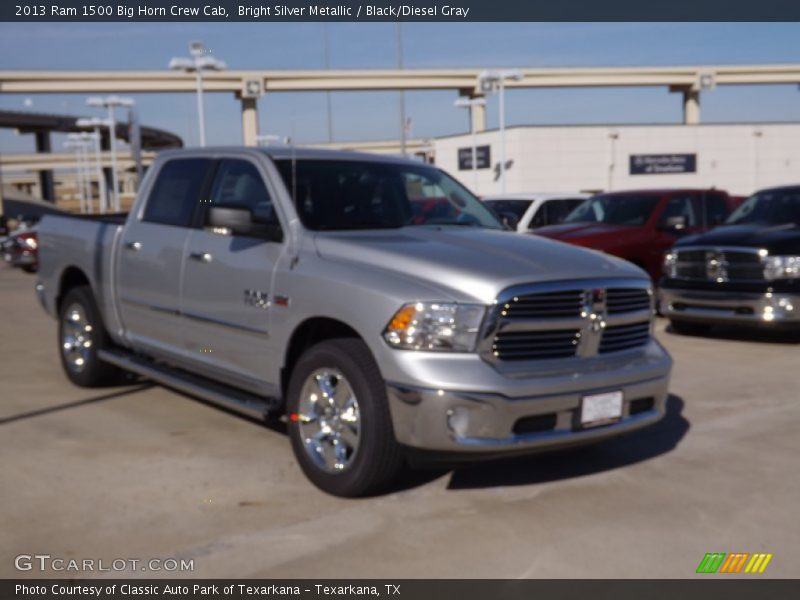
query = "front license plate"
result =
(581, 391, 623, 428)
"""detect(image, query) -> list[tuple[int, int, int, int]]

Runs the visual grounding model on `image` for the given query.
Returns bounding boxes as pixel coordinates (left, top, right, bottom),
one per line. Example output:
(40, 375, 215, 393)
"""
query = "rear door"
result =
(179, 157, 285, 395)
(116, 157, 212, 360)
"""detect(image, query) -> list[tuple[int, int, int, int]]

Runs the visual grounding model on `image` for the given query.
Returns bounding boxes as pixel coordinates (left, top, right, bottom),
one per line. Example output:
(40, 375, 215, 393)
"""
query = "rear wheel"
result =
(286, 338, 403, 497)
(58, 285, 123, 387)
(669, 319, 712, 336)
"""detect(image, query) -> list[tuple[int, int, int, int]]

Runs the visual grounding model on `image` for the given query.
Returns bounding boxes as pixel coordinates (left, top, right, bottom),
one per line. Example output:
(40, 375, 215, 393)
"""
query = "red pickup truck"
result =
(534, 189, 739, 282)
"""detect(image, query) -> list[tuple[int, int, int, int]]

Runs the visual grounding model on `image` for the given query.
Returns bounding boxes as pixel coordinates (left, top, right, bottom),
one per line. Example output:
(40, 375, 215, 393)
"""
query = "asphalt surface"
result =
(1, 264, 798, 579)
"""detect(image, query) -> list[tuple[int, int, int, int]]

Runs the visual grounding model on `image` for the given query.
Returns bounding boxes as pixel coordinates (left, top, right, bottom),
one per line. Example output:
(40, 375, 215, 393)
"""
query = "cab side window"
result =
(142, 159, 212, 227)
(208, 160, 279, 226)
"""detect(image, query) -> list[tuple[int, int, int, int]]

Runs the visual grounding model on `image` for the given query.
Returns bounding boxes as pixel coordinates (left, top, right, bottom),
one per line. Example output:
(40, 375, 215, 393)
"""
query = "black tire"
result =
(58, 285, 123, 387)
(286, 338, 403, 497)
(669, 319, 712, 336)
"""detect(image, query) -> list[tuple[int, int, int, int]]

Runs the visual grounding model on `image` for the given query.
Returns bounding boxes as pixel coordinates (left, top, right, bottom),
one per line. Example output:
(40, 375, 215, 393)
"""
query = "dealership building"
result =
(433, 122, 800, 198)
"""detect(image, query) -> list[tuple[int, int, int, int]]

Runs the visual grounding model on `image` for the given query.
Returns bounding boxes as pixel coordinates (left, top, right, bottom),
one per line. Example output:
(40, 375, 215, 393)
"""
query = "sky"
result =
(1, 22, 800, 152)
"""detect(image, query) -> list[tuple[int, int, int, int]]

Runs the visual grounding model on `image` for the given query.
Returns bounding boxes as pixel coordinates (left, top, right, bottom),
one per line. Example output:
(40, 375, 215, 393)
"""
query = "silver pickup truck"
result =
(36, 147, 672, 496)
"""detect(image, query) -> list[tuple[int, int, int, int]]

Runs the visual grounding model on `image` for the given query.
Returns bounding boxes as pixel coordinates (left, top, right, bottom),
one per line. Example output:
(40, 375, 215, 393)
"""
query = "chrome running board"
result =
(98, 349, 279, 420)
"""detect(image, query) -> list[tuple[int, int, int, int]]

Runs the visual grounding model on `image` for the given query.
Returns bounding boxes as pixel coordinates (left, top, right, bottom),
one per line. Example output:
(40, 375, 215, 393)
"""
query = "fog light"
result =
(446, 407, 470, 438)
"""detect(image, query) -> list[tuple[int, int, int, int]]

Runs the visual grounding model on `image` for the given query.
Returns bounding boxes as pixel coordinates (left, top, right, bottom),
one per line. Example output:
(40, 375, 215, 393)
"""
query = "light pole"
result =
(87, 96, 134, 212)
(77, 132, 100, 213)
(169, 41, 227, 148)
(454, 97, 487, 193)
(753, 129, 763, 190)
(77, 117, 111, 213)
(64, 135, 90, 213)
(395, 23, 407, 157)
(478, 69, 523, 193)
(608, 130, 619, 191)
(323, 24, 334, 143)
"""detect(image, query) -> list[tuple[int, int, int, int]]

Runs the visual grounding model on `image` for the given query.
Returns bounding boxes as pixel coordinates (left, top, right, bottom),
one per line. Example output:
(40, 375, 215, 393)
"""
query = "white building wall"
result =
(433, 123, 800, 197)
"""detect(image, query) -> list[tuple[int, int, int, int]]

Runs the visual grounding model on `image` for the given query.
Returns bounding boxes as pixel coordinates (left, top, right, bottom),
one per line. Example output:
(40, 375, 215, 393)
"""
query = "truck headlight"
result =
(383, 302, 486, 352)
(763, 255, 800, 280)
(663, 252, 677, 278)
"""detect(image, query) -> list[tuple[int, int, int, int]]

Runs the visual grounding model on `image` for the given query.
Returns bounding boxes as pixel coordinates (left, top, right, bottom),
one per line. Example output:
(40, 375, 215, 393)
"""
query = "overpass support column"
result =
(471, 97, 486, 133)
(683, 89, 700, 125)
(34, 131, 56, 203)
(240, 96, 259, 147)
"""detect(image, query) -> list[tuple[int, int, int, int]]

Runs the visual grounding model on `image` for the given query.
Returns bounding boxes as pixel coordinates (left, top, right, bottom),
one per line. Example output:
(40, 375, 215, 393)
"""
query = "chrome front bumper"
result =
(660, 287, 800, 325)
(386, 373, 669, 453)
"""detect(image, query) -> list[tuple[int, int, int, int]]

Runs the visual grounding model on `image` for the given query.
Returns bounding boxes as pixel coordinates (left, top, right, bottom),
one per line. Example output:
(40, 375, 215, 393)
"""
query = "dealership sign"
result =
(458, 145, 491, 170)
(630, 153, 697, 175)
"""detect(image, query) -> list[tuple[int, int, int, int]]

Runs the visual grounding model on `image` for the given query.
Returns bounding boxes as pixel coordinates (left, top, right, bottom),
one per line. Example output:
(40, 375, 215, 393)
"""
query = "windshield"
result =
(725, 188, 800, 225)
(483, 199, 532, 220)
(274, 159, 502, 231)
(564, 194, 660, 226)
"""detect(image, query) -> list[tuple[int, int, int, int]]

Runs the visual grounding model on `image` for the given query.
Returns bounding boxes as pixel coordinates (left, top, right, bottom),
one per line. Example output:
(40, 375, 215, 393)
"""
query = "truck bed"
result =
(36, 212, 127, 340)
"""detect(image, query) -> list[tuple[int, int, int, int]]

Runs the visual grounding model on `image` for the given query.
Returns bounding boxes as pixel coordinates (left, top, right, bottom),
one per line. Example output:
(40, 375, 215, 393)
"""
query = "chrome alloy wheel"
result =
(296, 368, 361, 473)
(61, 303, 93, 373)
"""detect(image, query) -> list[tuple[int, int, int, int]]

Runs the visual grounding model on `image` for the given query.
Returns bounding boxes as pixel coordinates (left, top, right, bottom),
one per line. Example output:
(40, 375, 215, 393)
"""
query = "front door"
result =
(179, 158, 285, 396)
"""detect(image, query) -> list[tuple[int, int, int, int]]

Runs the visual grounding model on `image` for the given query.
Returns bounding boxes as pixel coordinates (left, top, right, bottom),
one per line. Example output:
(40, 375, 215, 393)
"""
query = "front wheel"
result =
(286, 338, 403, 497)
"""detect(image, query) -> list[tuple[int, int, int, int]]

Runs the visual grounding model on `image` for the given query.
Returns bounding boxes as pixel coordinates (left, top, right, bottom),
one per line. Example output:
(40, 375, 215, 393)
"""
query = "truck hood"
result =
(534, 222, 639, 247)
(312, 226, 645, 304)
(676, 223, 800, 255)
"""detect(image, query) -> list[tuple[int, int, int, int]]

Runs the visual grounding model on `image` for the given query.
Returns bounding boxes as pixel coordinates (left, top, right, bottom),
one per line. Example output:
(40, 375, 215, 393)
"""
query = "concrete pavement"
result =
(1, 264, 798, 578)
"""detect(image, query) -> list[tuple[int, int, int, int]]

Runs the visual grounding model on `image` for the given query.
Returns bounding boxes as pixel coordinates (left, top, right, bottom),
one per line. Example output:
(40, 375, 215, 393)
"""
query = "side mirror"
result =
(206, 206, 283, 242)
(498, 211, 520, 231)
(660, 215, 687, 231)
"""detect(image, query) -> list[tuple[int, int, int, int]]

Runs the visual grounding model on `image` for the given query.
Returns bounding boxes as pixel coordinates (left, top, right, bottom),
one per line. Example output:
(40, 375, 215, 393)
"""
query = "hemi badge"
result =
(274, 295, 290, 307)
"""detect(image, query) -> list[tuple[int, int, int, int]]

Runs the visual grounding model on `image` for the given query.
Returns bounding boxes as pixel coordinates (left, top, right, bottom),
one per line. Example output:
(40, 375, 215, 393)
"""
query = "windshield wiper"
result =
(408, 221, 488, 228)
(317, 223, 405, 231)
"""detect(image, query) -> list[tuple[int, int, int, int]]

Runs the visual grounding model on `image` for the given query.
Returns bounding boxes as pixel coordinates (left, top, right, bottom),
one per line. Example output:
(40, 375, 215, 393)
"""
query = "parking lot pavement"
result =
(1, 263, 798, 579)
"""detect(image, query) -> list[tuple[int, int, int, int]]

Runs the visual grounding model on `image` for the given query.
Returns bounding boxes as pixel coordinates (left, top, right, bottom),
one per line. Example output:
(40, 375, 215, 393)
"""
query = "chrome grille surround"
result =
(671, 246, 767, 283)
(479, 278, 654, 365)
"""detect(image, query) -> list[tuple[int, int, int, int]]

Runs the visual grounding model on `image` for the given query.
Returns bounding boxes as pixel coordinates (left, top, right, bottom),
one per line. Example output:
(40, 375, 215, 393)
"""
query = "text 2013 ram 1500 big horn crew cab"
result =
(36, 148, 672, 496)
(661, 185, 800, 333)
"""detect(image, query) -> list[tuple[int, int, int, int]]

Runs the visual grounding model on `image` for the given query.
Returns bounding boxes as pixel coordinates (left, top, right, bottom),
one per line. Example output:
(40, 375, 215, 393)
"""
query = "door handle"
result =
(125, 241, 142, 251)
(189, 252, 213, 263)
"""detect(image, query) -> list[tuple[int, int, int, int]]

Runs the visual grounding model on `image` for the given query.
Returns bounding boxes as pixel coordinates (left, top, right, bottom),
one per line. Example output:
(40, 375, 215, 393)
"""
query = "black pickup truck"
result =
(660, 185, 800, 334)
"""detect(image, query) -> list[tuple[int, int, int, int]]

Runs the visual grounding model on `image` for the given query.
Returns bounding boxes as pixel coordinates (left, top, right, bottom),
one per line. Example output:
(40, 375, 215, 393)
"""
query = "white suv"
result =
(483, 193, 590, 232)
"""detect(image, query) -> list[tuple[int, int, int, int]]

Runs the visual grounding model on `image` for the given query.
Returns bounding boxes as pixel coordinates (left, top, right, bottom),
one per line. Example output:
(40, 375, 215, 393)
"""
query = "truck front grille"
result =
(606, 288, 651, 313)
(673, 247, 765, 282)
(492, 329, 581, 360)
(480, 280, 653, 364)
(599, 321, 651, 353)
(502, 290, 584, 319)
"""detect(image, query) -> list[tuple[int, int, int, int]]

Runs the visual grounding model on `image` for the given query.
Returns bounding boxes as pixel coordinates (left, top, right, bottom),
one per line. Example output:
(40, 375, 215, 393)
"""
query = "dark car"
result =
(534, 189, 736, 282)
(660, 185, 800, 334)
(1, 226, 39, 273)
